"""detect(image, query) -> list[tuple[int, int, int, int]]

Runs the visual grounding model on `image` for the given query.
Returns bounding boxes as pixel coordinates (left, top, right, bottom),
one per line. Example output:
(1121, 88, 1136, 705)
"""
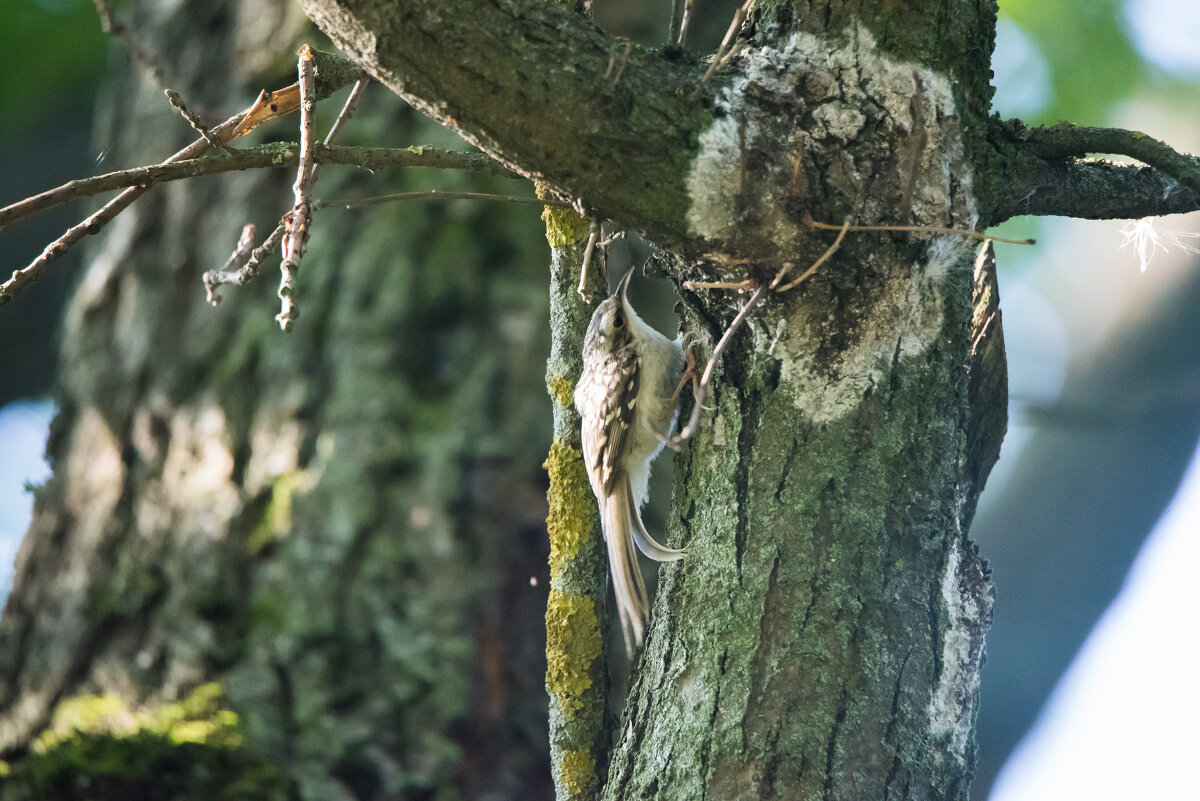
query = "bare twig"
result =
(578, 219, 601, 301)
(682, 278, 756, 291)
(604, 42, 633, 94)
(243, 223, 288, 282)
(669, 281, 770, 448)
(803, 215, 1036, 246)
(669, 0, 711, 47)
(774, 216, 851, 291)
(93, 0, 169, 89)
(165, 89, 231, 153)
(203, 224, 256, 305)
(677, 0, 694, 45)
(694, 0, 754, 96)
(276, 45, 319, 331)
(322, 80, 367, 148)
(0, 144, 517, 229)
(205, 79, 373, 306)
(1, 109, 248, 307)
(325, 191, 570, 210)
(1, 53, 361, 308)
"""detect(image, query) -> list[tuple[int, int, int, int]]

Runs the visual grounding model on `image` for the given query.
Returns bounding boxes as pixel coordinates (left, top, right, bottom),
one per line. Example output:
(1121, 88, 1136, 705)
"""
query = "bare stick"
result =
(774, 216, 851, 291)
(694, 0, 753, 96)
(94, 0, 168, 89)
(804, 214, 1037, 246)
(205, 79, 370, 304)
(604, 42, 633, 94)
(276, 45, 318, 331)
(327, 190, 570, 210)
(165, 89, 231, 153)
(203, 224, 256, 305)
(578, 219, 601, 301)
(0, 60, 359, 307)
(0, 144, 517, 229)
(677, 0, 694, 45)
(1, 109, 247, 306)
(682, 278, 756, 291)
(669, 281, 770, 448)
(322, 80, 367, 149)
(668, 0, 684, 43)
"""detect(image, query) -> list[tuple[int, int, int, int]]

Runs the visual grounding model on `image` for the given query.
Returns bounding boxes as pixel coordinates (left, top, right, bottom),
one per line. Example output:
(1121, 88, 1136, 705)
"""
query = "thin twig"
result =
(0, 62, 359, 307)
(774, 216, 851, 291)
(0, 109, 247, 307)
(93, 0, 169, 89)
(165, 89, 231, 153)
(669, 281, 770, 448)
(682, 278, 756, 291)
(604, 42, 633, 94)
(668, 0, 684, 44)
(203, 224, 256, 305)
(276, 45, 318, 331)
(578, 219, 601, 301)
(0, 144, 517, 229)
(677, 0, 694, 45)
(693, 0, 753, 96)
(203, 79, 371, 305)
(325, 190, 571, 210)
(804, 214, 1037, 246)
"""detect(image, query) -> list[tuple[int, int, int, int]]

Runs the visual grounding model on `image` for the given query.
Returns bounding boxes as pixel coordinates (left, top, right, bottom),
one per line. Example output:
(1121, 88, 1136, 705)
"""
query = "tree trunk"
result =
(1, 0, 1016, 798)
(0, 1, 555, 798)
(298, 1, 1004, 798)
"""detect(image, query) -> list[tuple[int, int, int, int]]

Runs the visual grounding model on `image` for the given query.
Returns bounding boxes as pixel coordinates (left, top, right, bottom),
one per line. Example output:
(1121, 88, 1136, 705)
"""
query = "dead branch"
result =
(0, 49, 363, 308)
(276, 46, 319, 331)
(0, 145, 517, 230)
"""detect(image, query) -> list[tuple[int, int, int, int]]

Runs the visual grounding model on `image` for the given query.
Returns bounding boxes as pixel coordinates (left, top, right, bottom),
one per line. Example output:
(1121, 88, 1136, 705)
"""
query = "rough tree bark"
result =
(4, 1, 1199, 800)
(295, 1, 1197, 799)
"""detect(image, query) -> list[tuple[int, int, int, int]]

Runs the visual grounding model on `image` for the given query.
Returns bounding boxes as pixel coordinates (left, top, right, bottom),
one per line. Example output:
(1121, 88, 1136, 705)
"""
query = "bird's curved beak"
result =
(614, 267, 635, 303)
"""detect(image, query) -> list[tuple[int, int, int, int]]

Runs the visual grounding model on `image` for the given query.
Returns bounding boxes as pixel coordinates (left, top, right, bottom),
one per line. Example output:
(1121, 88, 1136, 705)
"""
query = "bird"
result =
(575, 268, 686, 655)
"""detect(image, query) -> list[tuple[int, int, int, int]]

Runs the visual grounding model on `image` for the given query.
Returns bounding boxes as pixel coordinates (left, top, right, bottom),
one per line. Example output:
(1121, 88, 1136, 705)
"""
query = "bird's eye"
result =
(613, 313, 624, 329)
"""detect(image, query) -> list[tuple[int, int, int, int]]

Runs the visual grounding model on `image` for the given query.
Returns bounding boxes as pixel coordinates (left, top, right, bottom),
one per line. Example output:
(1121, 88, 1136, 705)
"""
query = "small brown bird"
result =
(576, 269, 686, 655)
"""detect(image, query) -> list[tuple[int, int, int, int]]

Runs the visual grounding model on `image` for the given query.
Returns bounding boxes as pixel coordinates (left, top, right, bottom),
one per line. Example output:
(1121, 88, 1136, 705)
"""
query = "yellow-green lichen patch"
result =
(547, 372, 576, 410)
(543, 441, 596, 581)
(536, 181, 590, 248)
(556, 748, 597, 797)
(545, 589, 603, 716)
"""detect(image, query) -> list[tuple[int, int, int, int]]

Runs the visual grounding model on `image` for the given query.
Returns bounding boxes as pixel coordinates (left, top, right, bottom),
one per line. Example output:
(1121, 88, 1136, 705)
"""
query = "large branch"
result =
(299, 0, 711, 249)
(983, 121, 1200, 225)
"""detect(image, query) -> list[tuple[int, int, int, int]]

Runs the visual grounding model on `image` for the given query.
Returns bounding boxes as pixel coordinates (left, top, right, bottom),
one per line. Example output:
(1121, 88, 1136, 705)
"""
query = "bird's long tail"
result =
(603, 477, 686, 655)
(626, 475, 686, 563)
(603, 485, 649, 655)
